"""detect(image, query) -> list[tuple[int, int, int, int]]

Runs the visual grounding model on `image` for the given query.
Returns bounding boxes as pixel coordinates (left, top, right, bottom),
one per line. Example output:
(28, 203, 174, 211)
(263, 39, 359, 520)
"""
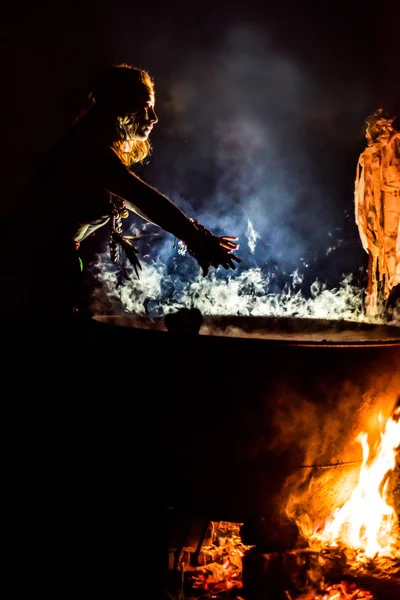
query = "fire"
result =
(186, 521, 253, 597)
(281, 408, 399, 598)
(313, 406, 400, 559)
(294, 582, 374, 599)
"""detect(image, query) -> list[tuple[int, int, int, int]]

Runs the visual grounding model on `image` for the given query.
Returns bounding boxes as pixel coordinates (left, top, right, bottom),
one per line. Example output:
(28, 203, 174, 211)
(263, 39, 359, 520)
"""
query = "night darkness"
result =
(2, 0, 400, 311)
(2, 4, 400, 596)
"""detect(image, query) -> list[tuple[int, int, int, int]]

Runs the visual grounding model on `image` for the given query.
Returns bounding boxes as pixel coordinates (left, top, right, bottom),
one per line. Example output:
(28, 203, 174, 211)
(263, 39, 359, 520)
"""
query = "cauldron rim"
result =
(91, 313, 400, 346)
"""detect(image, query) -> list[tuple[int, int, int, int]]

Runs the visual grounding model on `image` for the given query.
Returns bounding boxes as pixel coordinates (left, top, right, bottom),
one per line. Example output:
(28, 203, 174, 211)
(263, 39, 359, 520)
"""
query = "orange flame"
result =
(315, 407, 399, 557)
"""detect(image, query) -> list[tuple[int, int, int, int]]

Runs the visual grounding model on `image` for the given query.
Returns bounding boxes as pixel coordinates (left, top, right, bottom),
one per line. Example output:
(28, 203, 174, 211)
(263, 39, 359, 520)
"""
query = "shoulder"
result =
(388, 131, 400, 145)
(96, 146, 133, 177)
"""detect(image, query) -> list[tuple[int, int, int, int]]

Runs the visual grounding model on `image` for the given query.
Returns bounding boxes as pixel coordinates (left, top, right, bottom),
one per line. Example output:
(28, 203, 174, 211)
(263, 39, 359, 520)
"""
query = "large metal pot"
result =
(90, 314, 400, 531)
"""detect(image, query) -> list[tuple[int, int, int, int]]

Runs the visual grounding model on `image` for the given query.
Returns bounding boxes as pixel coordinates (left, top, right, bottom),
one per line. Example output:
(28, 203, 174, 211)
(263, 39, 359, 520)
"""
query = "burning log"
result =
(89, 314, 400, 600)
(168, 520, 253, 599)
(290, 407, 400, 556)
(242, 547, 400, 600)
(249, 406, 400, 600)
(294, 582, 374, 599)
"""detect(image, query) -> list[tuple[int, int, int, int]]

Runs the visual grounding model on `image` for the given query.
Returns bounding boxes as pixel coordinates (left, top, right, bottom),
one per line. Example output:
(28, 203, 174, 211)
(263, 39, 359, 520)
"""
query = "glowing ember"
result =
(281, 405, 399, 598)
(311, 407, 400, 559)
(294, 581, 374, 599)
(186, 521, 253, 598)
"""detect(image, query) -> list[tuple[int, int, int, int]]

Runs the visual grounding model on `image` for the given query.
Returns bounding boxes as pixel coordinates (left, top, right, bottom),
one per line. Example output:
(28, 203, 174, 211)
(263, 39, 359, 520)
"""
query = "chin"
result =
(141, 127, 153, 139)
(130, 133, 148, 142)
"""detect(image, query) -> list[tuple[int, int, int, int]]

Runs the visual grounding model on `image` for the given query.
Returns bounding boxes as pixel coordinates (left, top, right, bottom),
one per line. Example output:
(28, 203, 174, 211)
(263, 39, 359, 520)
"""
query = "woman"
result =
(14, 63, 240, 324)
(3, 63, 240, 598)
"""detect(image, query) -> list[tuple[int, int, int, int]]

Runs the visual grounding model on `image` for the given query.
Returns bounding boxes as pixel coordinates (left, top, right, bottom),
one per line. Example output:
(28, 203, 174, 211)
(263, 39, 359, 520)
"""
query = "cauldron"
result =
(90, 313, 400, 530)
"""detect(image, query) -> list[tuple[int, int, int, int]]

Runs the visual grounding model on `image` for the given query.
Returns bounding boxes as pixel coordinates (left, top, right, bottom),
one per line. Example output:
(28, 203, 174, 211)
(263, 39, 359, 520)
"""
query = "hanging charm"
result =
(109, 194, 142, 278)
(109, 196, 123, 264)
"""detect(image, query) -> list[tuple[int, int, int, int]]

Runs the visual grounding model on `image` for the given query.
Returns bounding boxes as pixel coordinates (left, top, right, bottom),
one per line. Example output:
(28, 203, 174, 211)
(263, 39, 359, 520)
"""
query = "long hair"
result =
(76, 63, 155, 166)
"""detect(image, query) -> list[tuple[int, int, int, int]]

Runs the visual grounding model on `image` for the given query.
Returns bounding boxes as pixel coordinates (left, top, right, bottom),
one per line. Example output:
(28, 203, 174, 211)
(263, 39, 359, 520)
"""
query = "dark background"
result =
(1, 0, 399, 297)
(1, 5, 399, 594)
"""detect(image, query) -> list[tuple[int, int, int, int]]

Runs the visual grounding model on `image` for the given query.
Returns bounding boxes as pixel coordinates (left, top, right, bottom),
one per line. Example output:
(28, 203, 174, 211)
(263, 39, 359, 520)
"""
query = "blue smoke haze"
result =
(110, 24, 372, 293)
(4, 14, 376, 307)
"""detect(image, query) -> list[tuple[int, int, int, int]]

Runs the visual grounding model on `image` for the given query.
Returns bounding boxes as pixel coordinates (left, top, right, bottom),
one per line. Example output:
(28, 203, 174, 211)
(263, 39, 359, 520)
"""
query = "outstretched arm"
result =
(104, 149, 199, 243)
(104, 150, 240, 274)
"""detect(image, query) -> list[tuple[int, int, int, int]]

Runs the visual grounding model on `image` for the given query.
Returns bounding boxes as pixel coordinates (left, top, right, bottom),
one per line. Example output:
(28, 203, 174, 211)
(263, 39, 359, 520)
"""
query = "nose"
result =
(149, 107, 158, 125)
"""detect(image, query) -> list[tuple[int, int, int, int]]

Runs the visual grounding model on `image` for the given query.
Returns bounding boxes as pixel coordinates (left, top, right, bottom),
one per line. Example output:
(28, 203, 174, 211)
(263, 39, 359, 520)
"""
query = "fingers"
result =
(211, 249, 241, 272)
(220, 241, 238, 248)
(219, 236, 239, 252)
(220, 252, 241, 270)
(192, 232, 240, 275)
(220, 237, 238, 245)
(225, 258, 237, 270)
(220, 241, 239, 252)
(223, 262, 234, 270)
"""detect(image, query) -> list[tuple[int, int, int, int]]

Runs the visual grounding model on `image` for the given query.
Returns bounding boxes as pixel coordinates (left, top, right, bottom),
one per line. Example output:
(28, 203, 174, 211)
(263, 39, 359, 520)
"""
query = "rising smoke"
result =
(89, 24, 398, 323)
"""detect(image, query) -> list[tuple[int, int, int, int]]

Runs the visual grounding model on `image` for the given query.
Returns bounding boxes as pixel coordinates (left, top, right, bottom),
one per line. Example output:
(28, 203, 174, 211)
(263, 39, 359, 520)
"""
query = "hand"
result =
(208, 235, 240, 273)
(185, 220, 241, 276)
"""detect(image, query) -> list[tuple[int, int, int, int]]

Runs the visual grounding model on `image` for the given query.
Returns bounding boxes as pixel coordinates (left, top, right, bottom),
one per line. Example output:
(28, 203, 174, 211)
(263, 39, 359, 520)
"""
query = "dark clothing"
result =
(1, 108, 197, 597)
(5, 107, 195, 325)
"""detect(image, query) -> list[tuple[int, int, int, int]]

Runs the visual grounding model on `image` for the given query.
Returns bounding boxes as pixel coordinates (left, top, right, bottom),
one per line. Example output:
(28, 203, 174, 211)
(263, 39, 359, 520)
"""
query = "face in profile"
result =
(117, 88, 158, 143)
(134, 91, 158, 140)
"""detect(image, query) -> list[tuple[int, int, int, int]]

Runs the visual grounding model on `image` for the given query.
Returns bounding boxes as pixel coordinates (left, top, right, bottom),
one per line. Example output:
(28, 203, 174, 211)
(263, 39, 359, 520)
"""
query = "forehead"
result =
(122, 87, 154, 114)
(135, 83, 155, 105)
(145, 93, 155, 105)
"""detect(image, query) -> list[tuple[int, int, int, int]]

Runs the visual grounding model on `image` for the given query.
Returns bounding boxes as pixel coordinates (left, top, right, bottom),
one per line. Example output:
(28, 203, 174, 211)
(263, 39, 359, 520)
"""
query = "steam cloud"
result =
(90, 24, 398, 324)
